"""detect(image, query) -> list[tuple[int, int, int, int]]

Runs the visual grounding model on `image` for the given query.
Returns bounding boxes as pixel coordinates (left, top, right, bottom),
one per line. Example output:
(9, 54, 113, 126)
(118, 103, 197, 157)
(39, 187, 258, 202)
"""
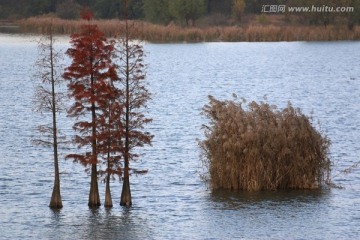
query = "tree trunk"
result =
(88, 74, 100, 208)
(49, 129, 62, 209)
(49, 142, 62, 208)
(104, 174, 113, 207)
(49, 176, 62, 208)
(49, 30, 62, 209)
(120, 167, 131, 206)
(120, 73, 132, 207)
(88, 163, 101, 207)
(120, 0, 132, 207)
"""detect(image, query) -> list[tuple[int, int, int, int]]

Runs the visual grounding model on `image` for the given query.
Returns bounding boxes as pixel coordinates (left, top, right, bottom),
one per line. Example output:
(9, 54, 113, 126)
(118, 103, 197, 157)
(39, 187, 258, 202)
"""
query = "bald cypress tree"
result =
(117, 0, 153, 206)
(33, 21, 64, 209)
(63, 8, 117, 207)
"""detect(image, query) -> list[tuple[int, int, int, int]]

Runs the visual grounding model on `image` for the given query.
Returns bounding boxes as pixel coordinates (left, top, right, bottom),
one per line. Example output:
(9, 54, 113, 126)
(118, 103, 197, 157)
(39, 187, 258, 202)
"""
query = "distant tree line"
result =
(1, 0, 360, 28)
(1, 0, 230, 21)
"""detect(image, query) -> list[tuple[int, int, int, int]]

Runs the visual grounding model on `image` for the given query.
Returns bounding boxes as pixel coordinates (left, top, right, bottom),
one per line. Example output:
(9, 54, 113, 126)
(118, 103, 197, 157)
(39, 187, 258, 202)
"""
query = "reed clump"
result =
(19, 17, 360, 42)
(200, 96, 331, 191)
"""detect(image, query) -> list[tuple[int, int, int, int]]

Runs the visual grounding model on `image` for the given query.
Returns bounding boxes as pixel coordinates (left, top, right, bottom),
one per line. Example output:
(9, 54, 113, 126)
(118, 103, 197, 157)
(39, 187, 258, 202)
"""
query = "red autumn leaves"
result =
(63, 11, 152, 207)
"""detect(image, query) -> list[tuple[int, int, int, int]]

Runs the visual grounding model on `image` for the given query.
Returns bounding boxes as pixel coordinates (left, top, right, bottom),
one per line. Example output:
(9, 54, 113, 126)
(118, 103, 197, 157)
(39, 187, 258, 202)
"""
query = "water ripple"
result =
(0, 35, 360, 239)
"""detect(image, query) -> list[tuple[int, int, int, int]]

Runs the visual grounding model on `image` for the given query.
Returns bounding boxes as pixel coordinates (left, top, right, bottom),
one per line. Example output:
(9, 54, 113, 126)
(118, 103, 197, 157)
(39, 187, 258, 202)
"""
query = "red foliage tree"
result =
(63, 10, 118, 207)
(96, 83, 124, 208)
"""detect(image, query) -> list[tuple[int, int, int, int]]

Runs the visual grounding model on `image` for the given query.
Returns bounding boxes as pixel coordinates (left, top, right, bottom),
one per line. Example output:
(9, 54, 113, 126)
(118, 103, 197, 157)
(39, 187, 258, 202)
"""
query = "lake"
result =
(0, 33, 360, 239)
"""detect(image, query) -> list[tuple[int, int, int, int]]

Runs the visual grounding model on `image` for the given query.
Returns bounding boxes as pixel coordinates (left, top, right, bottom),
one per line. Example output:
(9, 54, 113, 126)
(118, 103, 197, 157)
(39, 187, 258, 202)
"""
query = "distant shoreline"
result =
(13, 17, 360, 42)
(0, 19, 20, 33)
(0, 25, 20, 34)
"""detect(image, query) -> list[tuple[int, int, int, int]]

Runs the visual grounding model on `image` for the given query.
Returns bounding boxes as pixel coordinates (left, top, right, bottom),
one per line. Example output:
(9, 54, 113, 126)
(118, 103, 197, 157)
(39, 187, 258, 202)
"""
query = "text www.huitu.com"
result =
(261, 5, 355, 14)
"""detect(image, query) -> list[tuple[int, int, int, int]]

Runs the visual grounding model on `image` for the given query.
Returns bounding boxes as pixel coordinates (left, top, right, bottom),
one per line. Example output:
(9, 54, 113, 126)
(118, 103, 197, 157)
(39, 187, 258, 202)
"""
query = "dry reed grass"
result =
(19, 17, 360, 42)
(200, 96, 331, 191)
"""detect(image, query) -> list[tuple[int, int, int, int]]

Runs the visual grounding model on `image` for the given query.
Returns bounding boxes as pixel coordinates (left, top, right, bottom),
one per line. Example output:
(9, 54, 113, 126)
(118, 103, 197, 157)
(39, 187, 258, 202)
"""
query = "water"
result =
(1, 33, 360, 239)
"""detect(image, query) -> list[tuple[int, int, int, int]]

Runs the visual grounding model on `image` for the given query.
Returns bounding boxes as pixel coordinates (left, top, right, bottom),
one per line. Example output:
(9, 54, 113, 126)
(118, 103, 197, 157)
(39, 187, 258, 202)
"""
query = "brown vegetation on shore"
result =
(200, 96, 331, 191)
(19, 16, 360, 42)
